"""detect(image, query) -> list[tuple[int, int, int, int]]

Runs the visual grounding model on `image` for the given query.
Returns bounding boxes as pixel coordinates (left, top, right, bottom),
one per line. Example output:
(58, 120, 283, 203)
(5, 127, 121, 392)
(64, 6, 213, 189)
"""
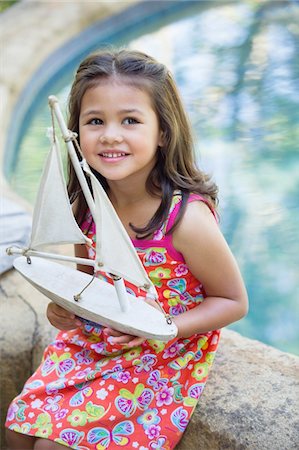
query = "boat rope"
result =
(73, 272, 96, 302)
(145, 292, 173, 325)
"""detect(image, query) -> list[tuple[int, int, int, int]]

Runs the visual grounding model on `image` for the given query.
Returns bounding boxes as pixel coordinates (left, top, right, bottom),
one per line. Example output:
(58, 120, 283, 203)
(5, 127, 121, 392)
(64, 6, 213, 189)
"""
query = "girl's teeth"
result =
(102, 153, 126, 158)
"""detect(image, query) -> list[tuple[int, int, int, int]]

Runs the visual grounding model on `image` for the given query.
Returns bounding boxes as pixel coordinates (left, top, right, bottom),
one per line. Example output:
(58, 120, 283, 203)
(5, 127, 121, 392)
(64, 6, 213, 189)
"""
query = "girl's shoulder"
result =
(164, 190, 217, 235)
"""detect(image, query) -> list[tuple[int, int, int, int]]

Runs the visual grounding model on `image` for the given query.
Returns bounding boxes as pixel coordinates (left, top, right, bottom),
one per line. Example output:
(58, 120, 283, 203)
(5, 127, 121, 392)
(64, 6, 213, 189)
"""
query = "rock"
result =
(0, 196, 31, 274)
(0, 268, 56, 450)
(177, 329, 299, 450)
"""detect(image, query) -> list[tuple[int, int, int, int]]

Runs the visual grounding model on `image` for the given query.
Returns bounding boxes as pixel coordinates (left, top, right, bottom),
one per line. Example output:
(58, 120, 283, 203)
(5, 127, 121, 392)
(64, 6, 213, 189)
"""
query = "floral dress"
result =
(6, 192, 220, 450)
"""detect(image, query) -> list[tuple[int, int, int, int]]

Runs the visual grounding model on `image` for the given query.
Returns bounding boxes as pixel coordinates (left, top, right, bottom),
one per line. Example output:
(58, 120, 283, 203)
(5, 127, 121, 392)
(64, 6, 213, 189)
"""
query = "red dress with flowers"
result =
(6, 192, 220, 449)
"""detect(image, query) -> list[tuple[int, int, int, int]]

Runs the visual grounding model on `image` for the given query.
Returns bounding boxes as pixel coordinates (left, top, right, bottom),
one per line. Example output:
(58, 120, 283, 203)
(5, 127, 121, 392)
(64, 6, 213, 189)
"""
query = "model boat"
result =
(7, 96, 177, 342)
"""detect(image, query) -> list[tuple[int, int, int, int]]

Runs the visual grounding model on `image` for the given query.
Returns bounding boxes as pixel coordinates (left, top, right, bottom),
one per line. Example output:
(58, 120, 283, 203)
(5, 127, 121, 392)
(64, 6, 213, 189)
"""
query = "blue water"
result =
(6, 1, 299, 355)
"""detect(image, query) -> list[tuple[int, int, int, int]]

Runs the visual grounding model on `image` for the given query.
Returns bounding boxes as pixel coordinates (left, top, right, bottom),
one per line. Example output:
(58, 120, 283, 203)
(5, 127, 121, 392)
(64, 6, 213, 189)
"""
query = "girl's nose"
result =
(99, 129, 123, 145)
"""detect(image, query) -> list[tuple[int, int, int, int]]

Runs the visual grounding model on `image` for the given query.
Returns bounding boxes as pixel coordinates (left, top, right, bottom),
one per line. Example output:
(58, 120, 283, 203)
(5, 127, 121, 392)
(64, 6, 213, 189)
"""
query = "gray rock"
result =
(0, 196, 31, 274)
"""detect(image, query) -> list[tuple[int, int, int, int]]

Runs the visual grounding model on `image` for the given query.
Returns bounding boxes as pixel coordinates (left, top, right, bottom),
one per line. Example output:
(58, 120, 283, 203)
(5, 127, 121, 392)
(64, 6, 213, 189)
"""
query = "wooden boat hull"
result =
(13, 256, 177, 341)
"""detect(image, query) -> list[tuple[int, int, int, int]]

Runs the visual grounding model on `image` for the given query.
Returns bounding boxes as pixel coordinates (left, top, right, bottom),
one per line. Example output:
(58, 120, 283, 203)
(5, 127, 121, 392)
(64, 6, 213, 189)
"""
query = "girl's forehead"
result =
(81, 77, 155, 109)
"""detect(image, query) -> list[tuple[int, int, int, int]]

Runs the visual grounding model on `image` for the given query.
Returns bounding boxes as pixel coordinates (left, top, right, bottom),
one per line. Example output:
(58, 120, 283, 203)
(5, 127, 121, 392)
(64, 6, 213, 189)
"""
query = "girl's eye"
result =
(123, 117, 139, 125)
(89, 118, 103, 125)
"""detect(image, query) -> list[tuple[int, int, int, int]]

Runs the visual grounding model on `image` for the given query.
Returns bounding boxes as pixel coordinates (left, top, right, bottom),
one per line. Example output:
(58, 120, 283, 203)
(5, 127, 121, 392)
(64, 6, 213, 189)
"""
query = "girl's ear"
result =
(158, 130, 165, 147)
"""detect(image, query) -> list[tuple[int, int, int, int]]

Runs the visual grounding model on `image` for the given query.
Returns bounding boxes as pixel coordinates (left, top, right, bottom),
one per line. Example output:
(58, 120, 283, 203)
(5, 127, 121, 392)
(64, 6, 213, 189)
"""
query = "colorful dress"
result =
(6, 192, 220, 449)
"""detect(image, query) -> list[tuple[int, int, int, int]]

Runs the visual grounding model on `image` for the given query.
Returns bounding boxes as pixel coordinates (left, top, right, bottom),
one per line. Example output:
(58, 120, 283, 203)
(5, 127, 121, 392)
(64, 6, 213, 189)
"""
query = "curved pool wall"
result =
(3, 0, 220, 177)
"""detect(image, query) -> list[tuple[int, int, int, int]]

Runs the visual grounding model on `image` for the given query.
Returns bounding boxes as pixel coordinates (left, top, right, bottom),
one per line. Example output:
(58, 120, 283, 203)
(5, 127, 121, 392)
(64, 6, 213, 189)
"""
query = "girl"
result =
(6, 49, 248, 450)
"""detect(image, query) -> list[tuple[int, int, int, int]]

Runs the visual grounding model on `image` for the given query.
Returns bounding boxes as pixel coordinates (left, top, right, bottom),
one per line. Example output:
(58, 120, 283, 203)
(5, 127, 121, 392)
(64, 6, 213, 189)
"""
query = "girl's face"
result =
(79, 79, 163, 187)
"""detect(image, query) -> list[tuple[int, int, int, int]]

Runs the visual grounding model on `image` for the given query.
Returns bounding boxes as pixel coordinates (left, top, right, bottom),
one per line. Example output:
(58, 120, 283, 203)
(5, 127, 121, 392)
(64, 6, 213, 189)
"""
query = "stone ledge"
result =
(1, 267, 298, 450)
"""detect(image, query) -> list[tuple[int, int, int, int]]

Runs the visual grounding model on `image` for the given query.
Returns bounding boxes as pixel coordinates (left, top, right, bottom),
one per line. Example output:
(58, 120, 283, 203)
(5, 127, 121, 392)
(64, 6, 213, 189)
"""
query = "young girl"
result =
(6, 49, 248, 450)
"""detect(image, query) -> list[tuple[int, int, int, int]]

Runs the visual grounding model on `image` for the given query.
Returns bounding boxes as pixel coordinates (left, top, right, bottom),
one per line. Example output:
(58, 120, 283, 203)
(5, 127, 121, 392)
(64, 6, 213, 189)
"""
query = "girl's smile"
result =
(79, 80, 163, 186)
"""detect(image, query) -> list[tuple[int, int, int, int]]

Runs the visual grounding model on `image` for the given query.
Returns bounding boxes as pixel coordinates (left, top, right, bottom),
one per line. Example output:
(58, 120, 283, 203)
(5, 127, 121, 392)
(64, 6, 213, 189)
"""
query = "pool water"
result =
(7, 2, 299, 355)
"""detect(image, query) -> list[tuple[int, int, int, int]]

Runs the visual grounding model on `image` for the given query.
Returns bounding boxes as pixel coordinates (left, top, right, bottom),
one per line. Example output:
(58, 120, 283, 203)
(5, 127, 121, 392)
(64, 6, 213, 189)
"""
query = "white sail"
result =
(30, 138, 89, 249)
(85, 165, 154, 291)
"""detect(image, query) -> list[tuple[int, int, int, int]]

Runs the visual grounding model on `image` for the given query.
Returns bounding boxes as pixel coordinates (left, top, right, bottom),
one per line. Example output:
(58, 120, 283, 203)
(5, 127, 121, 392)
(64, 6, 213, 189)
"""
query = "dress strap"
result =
(165, 192, 217, 234)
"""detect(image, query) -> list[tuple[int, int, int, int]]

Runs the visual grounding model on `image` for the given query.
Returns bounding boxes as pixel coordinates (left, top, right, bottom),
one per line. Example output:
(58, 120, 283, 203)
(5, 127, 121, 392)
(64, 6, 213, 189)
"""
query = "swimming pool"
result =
(5, 1, 299, 355)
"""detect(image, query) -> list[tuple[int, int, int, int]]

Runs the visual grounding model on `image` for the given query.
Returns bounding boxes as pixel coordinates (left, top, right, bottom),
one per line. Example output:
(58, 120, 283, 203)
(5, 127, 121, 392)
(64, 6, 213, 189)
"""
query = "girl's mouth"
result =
(99, 152, 128, 160)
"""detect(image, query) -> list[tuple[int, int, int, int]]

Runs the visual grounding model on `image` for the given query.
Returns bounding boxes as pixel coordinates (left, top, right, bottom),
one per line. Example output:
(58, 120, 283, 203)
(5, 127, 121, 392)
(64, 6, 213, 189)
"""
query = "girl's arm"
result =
(172, 200, 248, 338)
(46, 244, 92, 330)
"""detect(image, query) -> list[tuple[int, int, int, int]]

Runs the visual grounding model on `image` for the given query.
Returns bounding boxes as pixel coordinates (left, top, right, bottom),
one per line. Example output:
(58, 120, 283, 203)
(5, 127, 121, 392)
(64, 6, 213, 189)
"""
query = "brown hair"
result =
(67, 49, 218, 237)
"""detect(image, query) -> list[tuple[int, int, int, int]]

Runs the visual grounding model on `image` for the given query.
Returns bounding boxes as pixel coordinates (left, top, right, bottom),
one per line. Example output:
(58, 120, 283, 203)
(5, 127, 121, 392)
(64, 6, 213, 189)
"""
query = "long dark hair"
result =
(67, 49, 218, 238)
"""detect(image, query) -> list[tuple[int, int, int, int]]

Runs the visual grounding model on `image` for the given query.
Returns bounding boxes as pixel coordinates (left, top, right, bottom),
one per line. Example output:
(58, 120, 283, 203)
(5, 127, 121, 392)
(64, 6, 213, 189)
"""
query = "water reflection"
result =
(9, 2, 299, 354)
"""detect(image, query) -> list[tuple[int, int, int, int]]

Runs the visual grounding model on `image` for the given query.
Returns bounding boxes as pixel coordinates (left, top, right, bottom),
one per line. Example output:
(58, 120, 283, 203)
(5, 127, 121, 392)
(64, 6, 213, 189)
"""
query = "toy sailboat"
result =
(7, 96, 177, 341)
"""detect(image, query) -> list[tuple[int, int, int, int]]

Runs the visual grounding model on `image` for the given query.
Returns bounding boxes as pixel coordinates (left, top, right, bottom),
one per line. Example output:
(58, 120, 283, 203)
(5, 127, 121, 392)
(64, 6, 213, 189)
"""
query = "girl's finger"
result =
(103, 327, 124, 337)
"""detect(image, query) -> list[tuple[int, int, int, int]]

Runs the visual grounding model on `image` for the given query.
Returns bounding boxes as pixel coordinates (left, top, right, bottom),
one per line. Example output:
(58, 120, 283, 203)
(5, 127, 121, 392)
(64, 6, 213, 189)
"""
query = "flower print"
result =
(53, 340, 67, 350)
(117, 370, 131, 384)
(90, 341, 106, 354)
(150, 435, 170, 450)
(169, 303, 187, 316)
(44, 394, 63, 412)
(206, 351, 216, 365)
(115, 384, 154, 417)
(42, 352, 75, 378)
(9, 422, 31, 434)
(32, 413, 53, 438)
(6, 403, 18, 421)
(123, 346, 142, 361)
(156, 386, 174, 407)
(31, 399, 43, 409)
(96, 388, 108, 400)
(170, 407, 188, 432)
(149, 267, 171, 287)
(147, 370, 167, 392)
(145, 424, 161, 440)
(162, 342, 184, 359)
(163, 290, 187, 316)
(153, 229, 163, 240)
(76, 367, 93, 379)
(55, 409, 69, 420)
(84, 324, 102, 336)
(147, 340, 165, 354)
(67, 409, 88, 427)
(46, 379, 66, 395)
(183, 383, 205, 407)
(194, 293, 204, 303)
(197, 336, 208, 350)
(174, 264, 188, 277)
(133, 354, 157, 373)
(191, 362, 210, 381)
(102, 364, 123, 380)
(55, 428, 86, 448)
(137, 408, 161, 429)
(74, 349, 93, 365)
(143, 248, 167, 266)
(69, 335, 86, 347)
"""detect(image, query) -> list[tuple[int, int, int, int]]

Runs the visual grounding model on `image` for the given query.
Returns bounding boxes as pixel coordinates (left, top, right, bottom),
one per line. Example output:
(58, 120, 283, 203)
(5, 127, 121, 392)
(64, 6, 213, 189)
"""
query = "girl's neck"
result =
(106, 179, 155, 209)
(106, 181, 161, 239)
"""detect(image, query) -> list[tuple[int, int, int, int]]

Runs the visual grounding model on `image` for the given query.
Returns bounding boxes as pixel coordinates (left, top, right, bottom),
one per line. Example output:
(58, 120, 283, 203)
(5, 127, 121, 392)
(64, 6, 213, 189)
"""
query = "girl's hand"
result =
(47, 302, 82, 330)
(103, 327, 146, 348)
